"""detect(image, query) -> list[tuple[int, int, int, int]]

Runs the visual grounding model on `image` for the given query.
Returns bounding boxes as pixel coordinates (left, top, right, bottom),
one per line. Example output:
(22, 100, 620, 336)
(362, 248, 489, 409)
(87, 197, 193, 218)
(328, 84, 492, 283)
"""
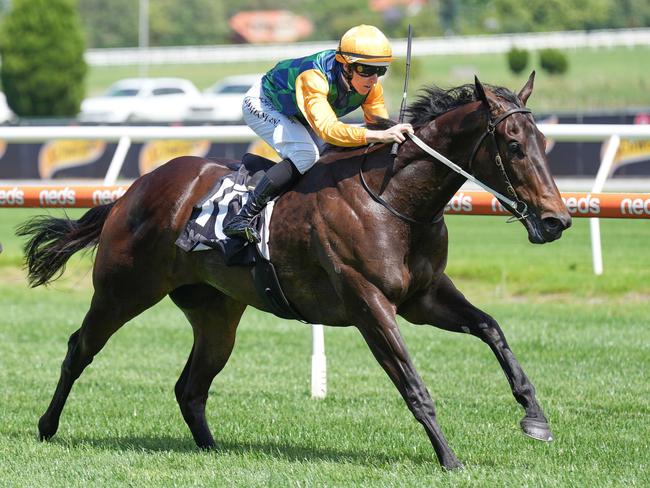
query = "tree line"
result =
(1, 0, 648, 117)
(48, 0, 650, 49)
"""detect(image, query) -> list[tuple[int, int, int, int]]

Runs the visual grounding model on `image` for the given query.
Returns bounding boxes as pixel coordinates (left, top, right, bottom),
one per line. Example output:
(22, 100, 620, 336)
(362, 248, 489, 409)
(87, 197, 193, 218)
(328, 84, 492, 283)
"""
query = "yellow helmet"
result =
(335, 25, 393, 66)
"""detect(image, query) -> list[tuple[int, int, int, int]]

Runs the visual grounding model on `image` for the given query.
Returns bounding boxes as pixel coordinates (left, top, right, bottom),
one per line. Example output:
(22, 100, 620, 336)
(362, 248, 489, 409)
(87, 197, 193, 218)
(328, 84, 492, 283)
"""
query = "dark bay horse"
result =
(19, 73, 571, 470)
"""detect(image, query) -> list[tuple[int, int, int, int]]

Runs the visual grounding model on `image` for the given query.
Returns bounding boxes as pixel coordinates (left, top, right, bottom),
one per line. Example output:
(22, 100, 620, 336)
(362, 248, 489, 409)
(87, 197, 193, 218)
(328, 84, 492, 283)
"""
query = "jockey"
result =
(223, 24, 414, 243)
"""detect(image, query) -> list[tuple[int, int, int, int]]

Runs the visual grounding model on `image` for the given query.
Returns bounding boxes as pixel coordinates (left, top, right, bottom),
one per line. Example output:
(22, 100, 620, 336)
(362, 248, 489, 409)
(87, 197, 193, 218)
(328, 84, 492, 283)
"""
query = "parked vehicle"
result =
(0, 93, 15, 124)
(186, 74, 262, 122)
(78, 78, 204, 123)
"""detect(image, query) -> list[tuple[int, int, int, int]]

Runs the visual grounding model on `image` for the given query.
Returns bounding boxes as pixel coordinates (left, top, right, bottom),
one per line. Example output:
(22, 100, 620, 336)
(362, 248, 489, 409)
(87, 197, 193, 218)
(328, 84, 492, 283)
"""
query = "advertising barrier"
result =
(0, 185, 128, 208)
(444, 191, 650, 219)
(2, 185, 649, 219)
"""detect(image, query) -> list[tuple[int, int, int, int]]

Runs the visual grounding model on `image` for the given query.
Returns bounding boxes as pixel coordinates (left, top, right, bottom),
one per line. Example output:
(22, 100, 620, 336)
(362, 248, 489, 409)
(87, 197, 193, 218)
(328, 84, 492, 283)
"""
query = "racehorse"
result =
(19, 73, 571, 470)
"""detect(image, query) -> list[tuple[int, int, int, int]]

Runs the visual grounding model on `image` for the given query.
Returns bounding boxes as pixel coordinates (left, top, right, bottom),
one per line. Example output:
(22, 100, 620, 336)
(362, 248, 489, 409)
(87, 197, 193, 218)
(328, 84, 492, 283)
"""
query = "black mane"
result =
(405, 83, 522, 129)
(326, 82, 521, 153)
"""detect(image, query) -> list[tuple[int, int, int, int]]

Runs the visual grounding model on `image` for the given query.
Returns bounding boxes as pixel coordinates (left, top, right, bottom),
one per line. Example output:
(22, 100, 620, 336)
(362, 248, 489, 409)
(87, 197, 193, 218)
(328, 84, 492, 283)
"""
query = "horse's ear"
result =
(474, 75, 490, 107)
(518, 71, 535, 105)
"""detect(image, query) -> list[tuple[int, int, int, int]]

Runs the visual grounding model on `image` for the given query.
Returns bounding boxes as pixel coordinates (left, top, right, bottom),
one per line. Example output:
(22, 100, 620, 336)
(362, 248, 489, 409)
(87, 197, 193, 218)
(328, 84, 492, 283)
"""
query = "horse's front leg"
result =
(399, 273, 552, 442)
(340, 274, 462, 470)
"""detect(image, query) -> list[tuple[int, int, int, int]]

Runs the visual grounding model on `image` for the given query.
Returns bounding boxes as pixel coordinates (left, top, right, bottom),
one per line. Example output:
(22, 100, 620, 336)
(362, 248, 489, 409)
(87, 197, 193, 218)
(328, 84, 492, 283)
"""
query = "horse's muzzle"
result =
(526, 212, 572, 244)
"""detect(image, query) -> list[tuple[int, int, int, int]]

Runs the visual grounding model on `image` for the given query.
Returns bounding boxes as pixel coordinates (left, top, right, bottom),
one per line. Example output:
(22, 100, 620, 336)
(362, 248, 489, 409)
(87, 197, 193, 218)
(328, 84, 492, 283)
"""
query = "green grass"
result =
(85, 46, 650, 112)
(0, 208, 649, 486)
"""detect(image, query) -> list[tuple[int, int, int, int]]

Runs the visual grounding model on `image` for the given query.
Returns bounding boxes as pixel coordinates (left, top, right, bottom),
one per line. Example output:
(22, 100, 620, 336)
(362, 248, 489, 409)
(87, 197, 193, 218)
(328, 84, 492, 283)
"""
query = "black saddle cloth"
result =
(175, 153, 307, 322)
(175, 153, 277, 264)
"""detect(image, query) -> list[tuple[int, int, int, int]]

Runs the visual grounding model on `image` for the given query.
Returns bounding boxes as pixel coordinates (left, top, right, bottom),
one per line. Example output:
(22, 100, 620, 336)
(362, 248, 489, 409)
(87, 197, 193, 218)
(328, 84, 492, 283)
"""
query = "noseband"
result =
(469, 107, 532, 220)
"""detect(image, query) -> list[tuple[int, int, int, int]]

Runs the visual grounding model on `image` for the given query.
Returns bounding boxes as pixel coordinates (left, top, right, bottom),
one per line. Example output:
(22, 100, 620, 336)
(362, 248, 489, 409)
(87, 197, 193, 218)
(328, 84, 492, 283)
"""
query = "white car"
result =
(0, 93, 15, 123)
(79, 78, 204, 123)
(186, 74, 263, 122)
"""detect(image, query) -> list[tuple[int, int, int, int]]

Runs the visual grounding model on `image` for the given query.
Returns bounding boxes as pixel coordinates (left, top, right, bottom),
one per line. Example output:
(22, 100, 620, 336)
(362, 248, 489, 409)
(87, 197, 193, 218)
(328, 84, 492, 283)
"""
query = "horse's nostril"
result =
(542, 217, 564, 235)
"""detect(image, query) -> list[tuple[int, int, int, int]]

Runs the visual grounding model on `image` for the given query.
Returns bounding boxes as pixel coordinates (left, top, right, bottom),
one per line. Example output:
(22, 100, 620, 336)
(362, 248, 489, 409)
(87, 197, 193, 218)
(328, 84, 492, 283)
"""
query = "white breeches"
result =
(242, 79, 327, 174)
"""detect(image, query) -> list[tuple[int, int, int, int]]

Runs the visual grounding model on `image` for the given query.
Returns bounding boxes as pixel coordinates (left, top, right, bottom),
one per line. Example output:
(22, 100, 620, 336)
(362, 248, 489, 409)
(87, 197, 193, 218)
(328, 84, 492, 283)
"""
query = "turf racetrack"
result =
(1, 208, 648, 486)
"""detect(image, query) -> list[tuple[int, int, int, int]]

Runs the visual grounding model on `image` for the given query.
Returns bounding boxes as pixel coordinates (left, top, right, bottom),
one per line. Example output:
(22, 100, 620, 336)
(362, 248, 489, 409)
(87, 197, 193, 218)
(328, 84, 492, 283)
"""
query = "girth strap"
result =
(252, 248, 309, 323)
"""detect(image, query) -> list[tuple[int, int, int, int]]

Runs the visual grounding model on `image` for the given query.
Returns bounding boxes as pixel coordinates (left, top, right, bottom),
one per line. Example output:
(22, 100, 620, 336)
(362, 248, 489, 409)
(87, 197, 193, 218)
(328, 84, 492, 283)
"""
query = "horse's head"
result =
(470, 73, 571, 243)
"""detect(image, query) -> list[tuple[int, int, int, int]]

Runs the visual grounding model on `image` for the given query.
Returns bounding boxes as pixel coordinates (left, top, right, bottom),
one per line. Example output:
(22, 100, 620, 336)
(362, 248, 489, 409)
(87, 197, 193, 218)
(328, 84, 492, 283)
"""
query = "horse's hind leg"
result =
(169, 284, 246, 449)
(399, 274, 552, 442)
(38, 288, 166, 441)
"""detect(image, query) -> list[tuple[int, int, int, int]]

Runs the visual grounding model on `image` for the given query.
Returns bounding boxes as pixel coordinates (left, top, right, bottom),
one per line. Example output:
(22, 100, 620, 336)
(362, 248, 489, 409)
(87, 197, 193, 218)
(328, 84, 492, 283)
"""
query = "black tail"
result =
(16, 202, 116, 287)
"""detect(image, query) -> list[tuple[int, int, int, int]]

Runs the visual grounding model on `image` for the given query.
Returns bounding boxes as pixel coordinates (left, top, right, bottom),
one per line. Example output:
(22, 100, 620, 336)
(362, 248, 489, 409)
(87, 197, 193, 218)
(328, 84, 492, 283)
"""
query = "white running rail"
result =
(85, 28, 650, 66)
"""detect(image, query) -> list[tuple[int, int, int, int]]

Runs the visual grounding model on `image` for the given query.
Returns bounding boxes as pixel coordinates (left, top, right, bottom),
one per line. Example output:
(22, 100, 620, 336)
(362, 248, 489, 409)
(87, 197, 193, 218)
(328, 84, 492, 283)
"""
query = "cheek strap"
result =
(341, 65, 357, 94)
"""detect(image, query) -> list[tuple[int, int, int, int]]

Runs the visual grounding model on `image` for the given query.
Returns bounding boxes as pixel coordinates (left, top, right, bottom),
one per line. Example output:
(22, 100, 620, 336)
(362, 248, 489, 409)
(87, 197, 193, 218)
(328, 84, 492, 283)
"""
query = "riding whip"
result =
(390, 24, 413, 157)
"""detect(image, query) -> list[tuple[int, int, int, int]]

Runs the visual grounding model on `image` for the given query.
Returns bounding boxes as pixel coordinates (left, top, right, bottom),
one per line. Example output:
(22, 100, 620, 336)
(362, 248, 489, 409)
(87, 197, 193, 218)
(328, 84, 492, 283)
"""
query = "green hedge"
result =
(507, 47, 529, 75)
(539, 48, 568, 75)
(0, 0, 87, 117)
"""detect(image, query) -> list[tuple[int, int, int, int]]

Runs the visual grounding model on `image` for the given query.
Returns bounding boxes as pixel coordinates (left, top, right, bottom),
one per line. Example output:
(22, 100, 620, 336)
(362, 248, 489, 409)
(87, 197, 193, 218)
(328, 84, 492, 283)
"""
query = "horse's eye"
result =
(508, 141, 524, 158)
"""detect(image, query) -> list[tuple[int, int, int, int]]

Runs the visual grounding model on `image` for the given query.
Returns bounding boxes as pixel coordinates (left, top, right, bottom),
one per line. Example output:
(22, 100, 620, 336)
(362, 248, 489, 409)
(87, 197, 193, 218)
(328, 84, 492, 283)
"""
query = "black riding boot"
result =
(223, 158, 300, 243)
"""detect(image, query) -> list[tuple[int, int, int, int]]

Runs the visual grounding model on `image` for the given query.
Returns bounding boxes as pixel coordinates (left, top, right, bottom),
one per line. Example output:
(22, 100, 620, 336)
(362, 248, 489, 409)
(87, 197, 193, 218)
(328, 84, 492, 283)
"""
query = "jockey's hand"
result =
(366, 123, 414, 144)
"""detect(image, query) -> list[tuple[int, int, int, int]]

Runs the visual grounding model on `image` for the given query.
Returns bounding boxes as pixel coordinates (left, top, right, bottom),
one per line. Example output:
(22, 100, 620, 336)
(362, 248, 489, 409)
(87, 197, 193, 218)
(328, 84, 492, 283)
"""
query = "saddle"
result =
(175, 153, 307, 322)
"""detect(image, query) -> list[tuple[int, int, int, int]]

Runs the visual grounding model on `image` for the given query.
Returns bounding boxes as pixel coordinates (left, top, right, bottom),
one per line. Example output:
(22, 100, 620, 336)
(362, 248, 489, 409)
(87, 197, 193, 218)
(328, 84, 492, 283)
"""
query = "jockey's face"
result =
(350, 69, 378, 95)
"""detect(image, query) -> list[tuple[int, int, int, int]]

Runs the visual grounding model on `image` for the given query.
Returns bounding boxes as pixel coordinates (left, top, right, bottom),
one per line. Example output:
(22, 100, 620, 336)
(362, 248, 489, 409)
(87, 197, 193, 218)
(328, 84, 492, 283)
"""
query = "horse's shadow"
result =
(41, 433, 434, 466)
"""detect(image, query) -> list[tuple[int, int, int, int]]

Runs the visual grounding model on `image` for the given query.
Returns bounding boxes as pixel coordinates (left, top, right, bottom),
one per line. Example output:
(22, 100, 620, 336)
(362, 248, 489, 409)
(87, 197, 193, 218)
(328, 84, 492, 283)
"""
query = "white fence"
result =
(1, 123, 649, 398)
(85, 28, 650, 66)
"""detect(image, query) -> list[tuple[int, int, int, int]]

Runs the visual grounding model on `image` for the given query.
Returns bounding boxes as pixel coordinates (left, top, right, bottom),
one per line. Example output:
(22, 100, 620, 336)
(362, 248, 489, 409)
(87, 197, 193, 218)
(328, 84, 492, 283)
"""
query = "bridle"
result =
(468, 106, 532, 221)
(359, 105, 532, 226)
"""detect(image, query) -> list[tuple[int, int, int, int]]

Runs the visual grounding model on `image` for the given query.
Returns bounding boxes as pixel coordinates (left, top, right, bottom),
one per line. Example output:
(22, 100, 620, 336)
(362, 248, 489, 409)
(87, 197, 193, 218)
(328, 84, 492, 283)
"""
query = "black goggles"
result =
(352, 63, 388, 77)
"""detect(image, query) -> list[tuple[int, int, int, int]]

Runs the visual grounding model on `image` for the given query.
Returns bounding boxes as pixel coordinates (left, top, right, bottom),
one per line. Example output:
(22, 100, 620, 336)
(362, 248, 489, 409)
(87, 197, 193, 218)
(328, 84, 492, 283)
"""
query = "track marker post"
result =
(311, 324, 327, 399)
(590, 134, 621, 275)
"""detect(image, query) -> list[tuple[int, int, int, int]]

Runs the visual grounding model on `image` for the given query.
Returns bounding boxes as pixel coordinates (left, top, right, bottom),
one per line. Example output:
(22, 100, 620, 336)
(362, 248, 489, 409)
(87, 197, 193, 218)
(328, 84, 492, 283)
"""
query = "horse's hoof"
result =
(195, 437, 217, 450)
(38, 426, 54, 441)
(38, 417, 58, 441)
(520, 417, 553, 442)
(442, 458, 464, 471)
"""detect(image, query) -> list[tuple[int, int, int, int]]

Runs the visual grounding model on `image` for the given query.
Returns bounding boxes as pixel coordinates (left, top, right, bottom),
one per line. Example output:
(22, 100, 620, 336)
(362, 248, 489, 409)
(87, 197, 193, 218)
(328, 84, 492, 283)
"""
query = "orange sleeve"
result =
(295, 69, 368, 147)
(362, 83, 389, 124)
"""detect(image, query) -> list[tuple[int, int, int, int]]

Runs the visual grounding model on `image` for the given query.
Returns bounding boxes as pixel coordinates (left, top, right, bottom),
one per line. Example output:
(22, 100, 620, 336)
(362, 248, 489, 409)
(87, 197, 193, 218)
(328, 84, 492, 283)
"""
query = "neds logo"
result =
(621, 197, 650, 216)
(92, 187, 126, 205)
(446, 193, 472, 212)
(491, 198, 507, 213)
(0, 187, 25, 205)
(39, 187, 76, 206)
(562, 195, 600, 215)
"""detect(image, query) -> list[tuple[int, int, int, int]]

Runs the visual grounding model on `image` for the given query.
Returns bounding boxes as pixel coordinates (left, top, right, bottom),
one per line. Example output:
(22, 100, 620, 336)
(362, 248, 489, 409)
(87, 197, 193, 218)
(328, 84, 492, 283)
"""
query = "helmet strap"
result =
(341, 63, 357, 93)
